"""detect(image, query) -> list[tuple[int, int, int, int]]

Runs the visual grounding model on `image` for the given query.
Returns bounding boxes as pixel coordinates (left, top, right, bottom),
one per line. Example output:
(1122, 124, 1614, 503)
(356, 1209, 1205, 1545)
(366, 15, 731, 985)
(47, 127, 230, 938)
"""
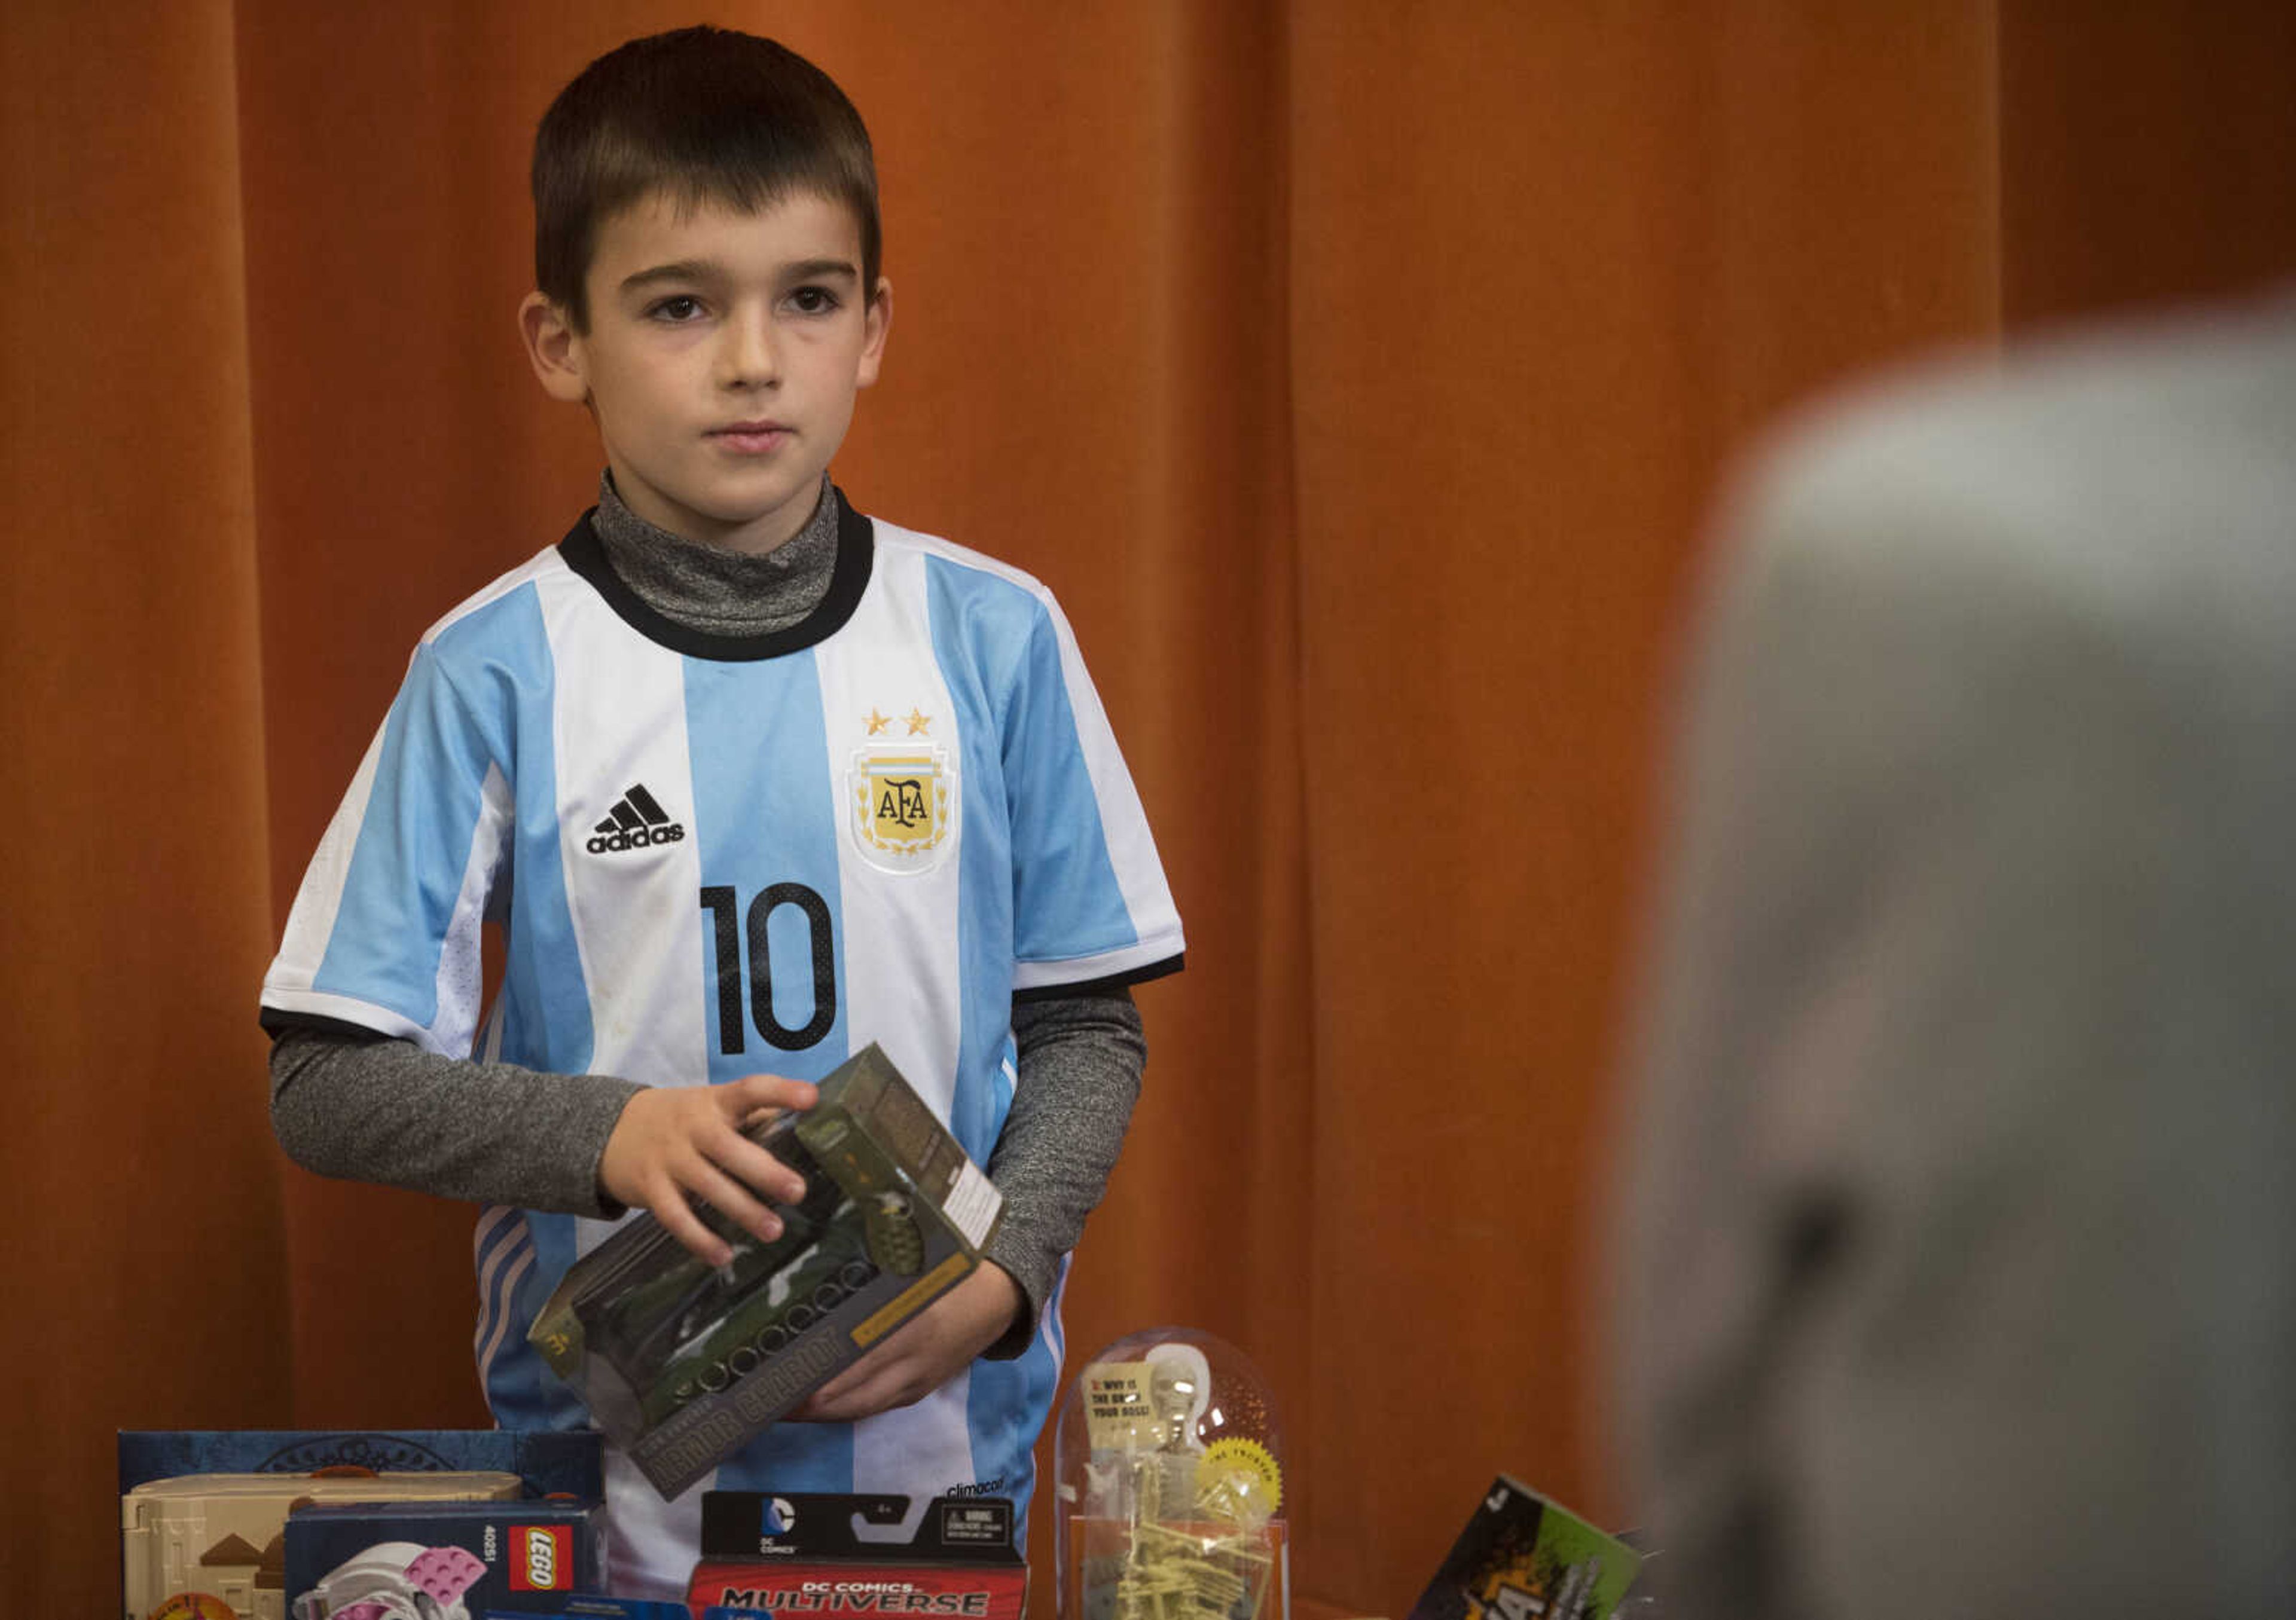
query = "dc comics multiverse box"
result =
(688, 1493, 1024, 1620)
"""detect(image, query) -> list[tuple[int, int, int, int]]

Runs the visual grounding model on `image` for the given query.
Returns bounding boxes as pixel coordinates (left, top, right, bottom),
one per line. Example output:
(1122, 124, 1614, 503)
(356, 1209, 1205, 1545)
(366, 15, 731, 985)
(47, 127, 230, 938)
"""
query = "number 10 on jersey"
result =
(700, 884, 836, 1055)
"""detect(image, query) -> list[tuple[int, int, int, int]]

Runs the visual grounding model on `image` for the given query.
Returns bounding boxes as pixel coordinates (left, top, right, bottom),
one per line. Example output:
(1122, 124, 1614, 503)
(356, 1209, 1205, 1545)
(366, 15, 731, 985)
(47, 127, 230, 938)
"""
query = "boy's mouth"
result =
(709, 420, 792, 452)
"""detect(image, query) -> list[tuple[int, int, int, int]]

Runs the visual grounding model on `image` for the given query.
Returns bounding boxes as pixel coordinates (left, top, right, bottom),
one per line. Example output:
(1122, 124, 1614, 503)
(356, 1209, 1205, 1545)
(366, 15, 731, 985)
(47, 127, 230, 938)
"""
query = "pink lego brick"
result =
(405, 1543, 487, 1603)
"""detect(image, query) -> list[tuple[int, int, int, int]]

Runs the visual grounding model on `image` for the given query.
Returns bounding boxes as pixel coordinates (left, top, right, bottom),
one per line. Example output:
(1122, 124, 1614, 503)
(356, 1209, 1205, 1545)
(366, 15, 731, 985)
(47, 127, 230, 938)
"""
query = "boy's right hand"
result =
(598, 1074, 820, 1266)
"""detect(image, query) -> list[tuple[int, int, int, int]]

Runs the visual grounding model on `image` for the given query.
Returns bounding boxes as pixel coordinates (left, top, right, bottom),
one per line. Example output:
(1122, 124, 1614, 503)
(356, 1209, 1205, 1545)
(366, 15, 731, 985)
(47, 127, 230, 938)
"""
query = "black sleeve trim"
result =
(555, 485, 876, 662)
(1011, 952, 1184, 1003)
(260, 1009, 398, 1044)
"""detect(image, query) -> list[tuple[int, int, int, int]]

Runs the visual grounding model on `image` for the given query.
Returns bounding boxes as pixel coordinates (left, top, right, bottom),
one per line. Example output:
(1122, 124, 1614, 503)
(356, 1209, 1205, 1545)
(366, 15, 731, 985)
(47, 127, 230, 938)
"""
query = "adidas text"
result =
(588, 823, 685, 854)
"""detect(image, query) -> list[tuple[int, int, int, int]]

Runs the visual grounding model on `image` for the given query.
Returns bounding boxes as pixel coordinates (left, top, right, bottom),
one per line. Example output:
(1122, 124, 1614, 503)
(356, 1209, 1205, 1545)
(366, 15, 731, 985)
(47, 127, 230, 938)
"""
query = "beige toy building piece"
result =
(121, 1470, 522, 1620)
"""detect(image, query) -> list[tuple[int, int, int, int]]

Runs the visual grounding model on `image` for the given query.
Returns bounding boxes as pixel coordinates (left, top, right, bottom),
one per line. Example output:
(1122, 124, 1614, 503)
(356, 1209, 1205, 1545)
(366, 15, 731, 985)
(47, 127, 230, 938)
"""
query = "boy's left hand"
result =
(787, 1263, 1022, 1422)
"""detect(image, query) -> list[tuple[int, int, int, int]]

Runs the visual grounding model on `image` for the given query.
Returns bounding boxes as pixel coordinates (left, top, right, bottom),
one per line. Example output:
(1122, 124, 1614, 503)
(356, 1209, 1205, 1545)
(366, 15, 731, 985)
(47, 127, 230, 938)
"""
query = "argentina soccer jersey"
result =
(261, 490, 1183, 1582)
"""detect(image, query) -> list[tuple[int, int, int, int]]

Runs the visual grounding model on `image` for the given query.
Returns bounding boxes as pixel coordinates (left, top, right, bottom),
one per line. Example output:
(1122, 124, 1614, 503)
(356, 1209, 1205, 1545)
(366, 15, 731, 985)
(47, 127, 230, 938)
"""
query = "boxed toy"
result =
(480, 1597, 775, 1606)
(286, 1498, 606, 1616)
(688, 1493, 1025, 1620)
(1405, 1477, 1642, 1620)
(119, 1430, 603, 1620)
(530, 1044, 1004, 1499)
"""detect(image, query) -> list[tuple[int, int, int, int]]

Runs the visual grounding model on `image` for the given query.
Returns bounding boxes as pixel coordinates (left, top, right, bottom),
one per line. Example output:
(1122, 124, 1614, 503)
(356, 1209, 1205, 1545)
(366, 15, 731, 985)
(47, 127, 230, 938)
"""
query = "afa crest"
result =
(849, 744, 957, 873)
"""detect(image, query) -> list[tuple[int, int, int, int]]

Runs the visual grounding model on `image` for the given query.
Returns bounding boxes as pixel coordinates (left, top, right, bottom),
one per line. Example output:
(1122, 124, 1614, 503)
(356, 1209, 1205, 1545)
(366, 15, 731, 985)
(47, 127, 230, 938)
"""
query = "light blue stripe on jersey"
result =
(927, 556, 1132, 1160)
(311, 643, 495, 1031)
(481, 590, 595, 1080)
(683, 651, 851, 1085)
(687, 647, 857, 1494)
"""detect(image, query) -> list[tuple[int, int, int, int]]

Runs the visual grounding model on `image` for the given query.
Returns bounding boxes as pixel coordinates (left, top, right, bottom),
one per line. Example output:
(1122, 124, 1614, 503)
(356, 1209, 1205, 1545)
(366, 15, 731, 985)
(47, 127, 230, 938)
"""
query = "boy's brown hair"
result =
(532, 26, 881, 330)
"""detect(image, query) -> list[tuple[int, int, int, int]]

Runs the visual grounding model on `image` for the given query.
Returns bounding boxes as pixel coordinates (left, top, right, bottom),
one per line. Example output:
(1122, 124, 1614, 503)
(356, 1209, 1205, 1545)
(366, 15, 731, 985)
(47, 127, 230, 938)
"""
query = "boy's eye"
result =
(788, 286, 841, 316)
(648, 295, 705, 322)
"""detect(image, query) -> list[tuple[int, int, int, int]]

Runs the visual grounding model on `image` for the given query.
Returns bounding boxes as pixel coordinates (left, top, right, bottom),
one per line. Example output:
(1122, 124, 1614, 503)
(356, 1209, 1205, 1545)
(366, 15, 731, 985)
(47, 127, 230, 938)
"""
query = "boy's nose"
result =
(717, 311, 779, 389)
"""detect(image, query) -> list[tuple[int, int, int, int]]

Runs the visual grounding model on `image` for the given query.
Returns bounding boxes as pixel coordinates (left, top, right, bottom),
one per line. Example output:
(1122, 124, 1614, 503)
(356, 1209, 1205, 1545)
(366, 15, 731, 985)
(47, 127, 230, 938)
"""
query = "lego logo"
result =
(512, 1524, 569, 1591)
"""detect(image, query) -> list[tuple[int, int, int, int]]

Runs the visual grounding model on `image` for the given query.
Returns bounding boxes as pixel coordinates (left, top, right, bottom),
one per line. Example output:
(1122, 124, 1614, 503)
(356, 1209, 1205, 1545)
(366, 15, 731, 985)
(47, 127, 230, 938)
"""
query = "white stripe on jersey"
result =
(432, 762, 511, 1053)
(854, 1376, 976, 1508)
(606, 1449, 712, 1600)
(814, 539, 965, 1121)
(818, 545, 976, 1495)
(536, 571, 710, 1093)
(1040, 1251, 1072, 1372)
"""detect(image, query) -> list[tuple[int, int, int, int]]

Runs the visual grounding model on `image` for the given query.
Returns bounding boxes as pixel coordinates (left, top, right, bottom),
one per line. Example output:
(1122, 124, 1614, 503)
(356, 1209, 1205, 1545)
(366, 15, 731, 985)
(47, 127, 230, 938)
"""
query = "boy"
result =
(260, 27, 1183, 1599)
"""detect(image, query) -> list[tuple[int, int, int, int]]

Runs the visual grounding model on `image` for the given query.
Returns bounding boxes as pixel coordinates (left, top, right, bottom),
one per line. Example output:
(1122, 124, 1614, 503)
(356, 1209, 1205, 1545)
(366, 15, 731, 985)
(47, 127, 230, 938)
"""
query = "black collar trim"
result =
(555, 487, 875, 661)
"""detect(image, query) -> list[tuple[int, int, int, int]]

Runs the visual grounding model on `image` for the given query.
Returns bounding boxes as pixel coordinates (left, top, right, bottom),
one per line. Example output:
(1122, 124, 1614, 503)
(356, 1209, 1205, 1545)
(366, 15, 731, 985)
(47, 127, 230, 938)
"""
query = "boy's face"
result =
(521, 189, 890, 554)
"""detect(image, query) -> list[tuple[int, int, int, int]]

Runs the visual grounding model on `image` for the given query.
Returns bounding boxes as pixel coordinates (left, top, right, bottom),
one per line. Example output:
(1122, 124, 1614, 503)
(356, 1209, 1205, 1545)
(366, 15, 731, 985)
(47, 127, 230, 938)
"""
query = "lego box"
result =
(530, 1044, 1003, 1499)
(689, 1493, 1025, 1620)
(119, 1430, 604, 1620)
(286, 1499, 606, 1616)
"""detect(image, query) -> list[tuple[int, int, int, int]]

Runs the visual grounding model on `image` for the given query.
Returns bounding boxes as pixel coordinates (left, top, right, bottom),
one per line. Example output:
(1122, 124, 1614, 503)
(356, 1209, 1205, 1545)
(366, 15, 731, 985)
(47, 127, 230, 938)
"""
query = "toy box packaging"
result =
(530, 1044, 1004, 1499)
(120, 1430, 604, 1620)
(688, 1493, 1026, 1620)
(285, 1499, 606, 1616)
(1405, 1477, 1642, 1620)
(480, 1597, 775, 1606)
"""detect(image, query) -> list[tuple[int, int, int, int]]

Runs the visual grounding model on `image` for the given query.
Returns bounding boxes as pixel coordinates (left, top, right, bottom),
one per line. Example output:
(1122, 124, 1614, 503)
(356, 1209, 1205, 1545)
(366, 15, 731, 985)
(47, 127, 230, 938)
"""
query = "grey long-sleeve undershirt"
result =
(268, 473, 1147, 1358)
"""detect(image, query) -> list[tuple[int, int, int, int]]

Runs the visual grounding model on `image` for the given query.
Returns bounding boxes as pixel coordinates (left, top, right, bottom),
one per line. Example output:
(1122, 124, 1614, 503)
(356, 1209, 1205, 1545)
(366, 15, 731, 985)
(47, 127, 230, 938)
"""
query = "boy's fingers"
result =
(807, 1343, 884, 1406)
(802, 1359, 926, 1422)
(646, 1177, 735, 1267)
(723, 1074, 819, 1124)
(682, 1156, 786, 1248)
(703, 1126, 812, 1208)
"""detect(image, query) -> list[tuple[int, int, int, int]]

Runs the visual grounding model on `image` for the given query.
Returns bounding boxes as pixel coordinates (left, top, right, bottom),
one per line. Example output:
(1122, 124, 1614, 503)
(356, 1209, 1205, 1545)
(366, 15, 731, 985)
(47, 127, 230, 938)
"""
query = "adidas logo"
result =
(586, 783, 686, 854)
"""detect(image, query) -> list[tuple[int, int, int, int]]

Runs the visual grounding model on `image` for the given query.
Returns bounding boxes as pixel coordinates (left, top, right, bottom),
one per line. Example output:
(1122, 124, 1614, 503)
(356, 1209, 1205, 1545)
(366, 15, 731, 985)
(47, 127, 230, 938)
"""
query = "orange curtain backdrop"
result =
(1283, 9, 2002, 1598)
(7, 4, 2295, 1616)
(0, 0, 291, 1604)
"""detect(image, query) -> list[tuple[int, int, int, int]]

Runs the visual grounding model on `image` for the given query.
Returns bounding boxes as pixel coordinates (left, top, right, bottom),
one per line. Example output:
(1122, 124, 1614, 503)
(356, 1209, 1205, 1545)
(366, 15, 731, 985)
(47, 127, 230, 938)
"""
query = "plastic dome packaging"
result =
(1051, 1328, 1290, 1620)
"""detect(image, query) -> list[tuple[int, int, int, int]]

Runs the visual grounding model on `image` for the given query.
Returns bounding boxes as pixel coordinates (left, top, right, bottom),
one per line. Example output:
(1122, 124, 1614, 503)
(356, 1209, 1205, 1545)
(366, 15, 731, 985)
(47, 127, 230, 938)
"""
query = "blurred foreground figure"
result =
(1617, 292, 2296, 1619)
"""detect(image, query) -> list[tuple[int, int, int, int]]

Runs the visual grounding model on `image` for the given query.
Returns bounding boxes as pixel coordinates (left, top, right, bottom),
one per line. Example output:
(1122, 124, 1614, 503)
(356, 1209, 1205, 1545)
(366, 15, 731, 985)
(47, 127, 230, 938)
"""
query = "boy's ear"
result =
(856, 278, 893, 390)
(519, 292, 591, 404)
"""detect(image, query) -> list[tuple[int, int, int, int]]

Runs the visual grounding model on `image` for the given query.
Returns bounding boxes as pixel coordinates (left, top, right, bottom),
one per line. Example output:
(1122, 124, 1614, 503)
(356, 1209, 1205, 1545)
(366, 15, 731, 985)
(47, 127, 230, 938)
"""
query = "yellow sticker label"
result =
(1198, 1436, 1284, 1517)
(851, 1251, 970, 1347)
